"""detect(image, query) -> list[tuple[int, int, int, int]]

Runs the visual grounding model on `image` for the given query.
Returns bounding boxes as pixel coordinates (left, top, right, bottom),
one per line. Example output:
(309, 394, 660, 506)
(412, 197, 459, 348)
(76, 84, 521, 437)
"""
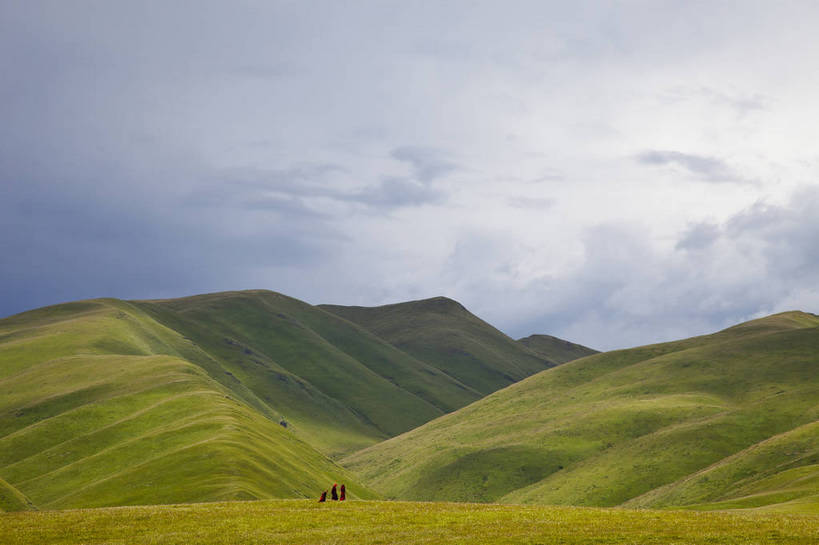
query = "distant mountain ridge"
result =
(0, 290, 587, 510)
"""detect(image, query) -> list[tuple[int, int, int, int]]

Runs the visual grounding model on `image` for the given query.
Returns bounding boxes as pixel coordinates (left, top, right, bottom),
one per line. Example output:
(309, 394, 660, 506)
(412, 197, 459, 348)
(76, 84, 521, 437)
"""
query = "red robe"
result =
(340, 484, 346, 501)
(318, 491, 327, 502)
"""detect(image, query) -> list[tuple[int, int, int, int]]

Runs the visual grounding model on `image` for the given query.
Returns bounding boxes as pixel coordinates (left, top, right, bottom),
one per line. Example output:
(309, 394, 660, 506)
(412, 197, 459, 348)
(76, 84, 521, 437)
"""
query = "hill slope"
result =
(624, 419, 819, 512)
(0, 476, 33, 512)
(517, 334, 598, 364)
(0, 289, 570, 510)
(0, 298, 376, 509)
(132, 291, 481, 455)
(320, 297, 554, 396)
(343, 311, 819, 512)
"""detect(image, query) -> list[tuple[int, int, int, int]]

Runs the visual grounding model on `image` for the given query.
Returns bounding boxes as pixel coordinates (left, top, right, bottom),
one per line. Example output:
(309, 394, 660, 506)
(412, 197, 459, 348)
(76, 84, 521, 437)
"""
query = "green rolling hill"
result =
(343, 311, 819, 513)
(320, 297, 556, 396)
(132, 291, 473, 456)
(0, 297, 376, 509)
(8, 288, 810, 514)
(0, 290, 570, 510)
(517, 334, 598, 364)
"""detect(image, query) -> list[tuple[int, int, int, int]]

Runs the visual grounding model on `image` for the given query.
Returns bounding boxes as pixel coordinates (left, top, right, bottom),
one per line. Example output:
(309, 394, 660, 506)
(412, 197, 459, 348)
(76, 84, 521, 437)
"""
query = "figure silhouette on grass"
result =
(318, 484, 347, 503)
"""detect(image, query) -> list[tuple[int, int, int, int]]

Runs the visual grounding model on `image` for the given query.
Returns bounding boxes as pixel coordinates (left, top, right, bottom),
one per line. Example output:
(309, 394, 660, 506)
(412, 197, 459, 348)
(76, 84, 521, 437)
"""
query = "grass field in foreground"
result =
(2, 500, 818, 545)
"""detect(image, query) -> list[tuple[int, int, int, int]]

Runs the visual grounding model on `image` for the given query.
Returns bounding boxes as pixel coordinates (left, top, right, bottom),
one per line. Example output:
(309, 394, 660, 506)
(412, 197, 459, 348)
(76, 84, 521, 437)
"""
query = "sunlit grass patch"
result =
(2, 499, 818, 545)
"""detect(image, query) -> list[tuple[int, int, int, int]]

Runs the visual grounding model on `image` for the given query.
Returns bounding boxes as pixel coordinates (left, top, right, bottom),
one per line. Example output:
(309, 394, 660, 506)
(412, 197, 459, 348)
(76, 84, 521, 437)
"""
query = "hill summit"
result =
(321, 296, 563, 395)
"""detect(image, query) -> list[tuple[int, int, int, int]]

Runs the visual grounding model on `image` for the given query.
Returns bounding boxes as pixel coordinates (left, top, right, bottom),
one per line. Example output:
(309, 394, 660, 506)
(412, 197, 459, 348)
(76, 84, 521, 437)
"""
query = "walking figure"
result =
(331, 483, 339, 501)
(339, 484, 346, 501)
(318, 490, 327, 502)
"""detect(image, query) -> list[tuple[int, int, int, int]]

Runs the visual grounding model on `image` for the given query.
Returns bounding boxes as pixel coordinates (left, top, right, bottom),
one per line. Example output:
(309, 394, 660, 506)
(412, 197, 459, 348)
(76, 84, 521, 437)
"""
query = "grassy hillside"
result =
(320, 297, 554, 396)
(2, 499, 818, 545)
(625, 420, 819, 512)
(133, 291, 480, 455)
(0, 477, 33, 512)
(344, 311, 819, 512)
(0, 298, 375, 509)
(517, 334, 598, 364)
(1, 289, 566, 510)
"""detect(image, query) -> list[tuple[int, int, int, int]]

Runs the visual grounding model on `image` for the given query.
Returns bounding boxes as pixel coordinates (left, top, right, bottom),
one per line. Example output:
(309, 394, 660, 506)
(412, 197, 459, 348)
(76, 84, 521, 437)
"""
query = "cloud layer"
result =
(2, 1, 819, 350)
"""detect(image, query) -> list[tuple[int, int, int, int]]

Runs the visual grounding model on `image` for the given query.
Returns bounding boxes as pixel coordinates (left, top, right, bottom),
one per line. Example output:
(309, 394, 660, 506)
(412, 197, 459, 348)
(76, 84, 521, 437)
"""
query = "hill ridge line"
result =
(309, 303, 484, 401)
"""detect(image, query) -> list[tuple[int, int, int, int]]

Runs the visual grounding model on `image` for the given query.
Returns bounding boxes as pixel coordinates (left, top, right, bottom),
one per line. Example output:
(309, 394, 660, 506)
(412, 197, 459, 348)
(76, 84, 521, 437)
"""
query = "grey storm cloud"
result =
(675, 222, 721, 251)
(335, 146, 456, 209)
(205, 162, 446, 212)
(391, 146, 459, 184)
(506, 196, 556, 209)
(339, 146, 456, 208)
(706, 89, 769, 115)
(660, 86, 770, 116)
(3, 0, 819, 354)
(0, 163, 343, 316)
(498, 186, 819, 350)
(239, 195, 328, 218)
(341, 177, 444, 209)
(636, 150, 749, 184)
(724, 190, 819, 281)
(190, 164, 345, 213)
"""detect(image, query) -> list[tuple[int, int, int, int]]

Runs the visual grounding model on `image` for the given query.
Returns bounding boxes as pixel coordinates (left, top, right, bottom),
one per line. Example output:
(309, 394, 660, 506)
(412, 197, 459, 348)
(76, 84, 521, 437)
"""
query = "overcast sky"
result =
(2, 1, 819, 350)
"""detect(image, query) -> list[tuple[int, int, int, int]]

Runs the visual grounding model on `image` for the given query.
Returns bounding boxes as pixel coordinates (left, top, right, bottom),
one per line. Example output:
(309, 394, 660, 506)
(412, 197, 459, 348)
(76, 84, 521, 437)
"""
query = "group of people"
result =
(317, 483, 346, 502)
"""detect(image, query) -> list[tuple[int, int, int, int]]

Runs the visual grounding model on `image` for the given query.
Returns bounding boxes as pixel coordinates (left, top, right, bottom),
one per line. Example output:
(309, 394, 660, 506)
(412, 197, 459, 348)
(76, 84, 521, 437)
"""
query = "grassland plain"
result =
(2, 499, 818, 545)
(344, 312, 819, 512)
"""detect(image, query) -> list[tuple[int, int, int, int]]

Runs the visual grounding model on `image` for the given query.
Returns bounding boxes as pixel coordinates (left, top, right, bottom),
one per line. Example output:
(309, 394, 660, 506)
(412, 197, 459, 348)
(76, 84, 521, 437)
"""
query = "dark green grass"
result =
(0, 477, 33, 512)
(133, 291, 481, 454)
(517, 334, 598, 364)
(344, 312, 819, 512)
(2, 500, 818, 545)
(320, 296, 554, 396)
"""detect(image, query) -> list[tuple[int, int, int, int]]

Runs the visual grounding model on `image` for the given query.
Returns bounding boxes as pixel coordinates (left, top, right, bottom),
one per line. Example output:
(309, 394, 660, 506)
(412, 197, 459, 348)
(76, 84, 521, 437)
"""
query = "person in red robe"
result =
(330, 483, 339, 500)
(339, 484, 346, 501)
(318, 490, 327, 502)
